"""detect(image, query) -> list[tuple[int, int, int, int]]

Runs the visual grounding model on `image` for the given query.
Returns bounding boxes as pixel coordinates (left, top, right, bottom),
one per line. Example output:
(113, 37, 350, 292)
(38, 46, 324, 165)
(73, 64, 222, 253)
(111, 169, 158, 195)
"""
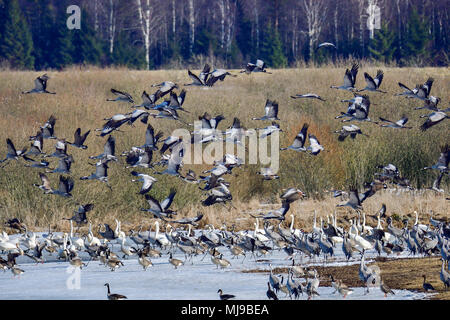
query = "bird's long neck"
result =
(290, 215, 294, 232)
(106, 284, 111, 294)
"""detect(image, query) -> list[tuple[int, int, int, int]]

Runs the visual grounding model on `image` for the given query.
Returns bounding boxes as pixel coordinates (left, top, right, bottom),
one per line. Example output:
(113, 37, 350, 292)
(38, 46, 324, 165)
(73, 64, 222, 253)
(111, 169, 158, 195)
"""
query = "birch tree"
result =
(302, 0, 328, 61)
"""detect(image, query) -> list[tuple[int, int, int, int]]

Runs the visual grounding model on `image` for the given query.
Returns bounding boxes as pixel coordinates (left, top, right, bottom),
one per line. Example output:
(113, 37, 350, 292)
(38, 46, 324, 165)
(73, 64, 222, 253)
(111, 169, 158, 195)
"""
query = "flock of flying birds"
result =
(0, 59, 448, 300)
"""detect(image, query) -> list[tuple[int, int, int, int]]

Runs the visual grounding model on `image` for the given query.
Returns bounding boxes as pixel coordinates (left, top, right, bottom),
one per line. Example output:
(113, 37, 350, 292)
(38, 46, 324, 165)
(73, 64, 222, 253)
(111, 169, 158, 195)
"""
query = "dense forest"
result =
(0, 0, 448, 70)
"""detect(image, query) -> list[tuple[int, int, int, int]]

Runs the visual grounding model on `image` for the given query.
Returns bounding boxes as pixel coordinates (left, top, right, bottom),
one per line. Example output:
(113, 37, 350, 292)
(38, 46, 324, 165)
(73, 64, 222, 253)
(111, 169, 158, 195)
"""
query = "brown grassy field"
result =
(0, 66, 448, 234)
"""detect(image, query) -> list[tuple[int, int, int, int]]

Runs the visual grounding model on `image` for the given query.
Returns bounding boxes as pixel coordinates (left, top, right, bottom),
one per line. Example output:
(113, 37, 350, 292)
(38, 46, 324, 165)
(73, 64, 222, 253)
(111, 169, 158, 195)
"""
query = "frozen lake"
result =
(0, 232, 432, 300)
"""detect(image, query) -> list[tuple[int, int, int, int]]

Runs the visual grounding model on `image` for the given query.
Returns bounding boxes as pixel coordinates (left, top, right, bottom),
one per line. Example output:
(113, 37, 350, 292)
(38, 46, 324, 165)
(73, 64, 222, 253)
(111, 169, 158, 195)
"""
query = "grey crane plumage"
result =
(22, 74, 55, 94)
(131, 171, 157, 195)
(106, 88, 134, 103)
(358, 70, 386, 93)
(89, 135, 117, 162)
(34, 173, 74, 197)
(419, 111, 448, 131)
(291, 93, 326, 101)
(378, 116, 412, 129)
(185, 64, 211, 86)
(252, 99, 280, 121)
(68, 128, 90, 149)
(330, 63, 359, 91)
(334, 124, 369, 141)
(205, 68, 237, 87)
(280, 123, 308, 151)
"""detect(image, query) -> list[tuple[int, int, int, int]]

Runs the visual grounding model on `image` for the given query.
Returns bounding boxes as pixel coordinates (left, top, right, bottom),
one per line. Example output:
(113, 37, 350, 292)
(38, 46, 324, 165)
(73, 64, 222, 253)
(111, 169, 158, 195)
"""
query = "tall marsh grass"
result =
(0, 66, 447, 232)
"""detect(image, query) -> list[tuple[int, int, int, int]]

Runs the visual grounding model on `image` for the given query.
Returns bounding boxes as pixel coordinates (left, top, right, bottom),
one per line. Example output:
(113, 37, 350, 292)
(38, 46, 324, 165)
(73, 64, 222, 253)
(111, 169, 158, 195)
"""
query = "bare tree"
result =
(302, 0, 328, 61)
(189, 0, 195, 56)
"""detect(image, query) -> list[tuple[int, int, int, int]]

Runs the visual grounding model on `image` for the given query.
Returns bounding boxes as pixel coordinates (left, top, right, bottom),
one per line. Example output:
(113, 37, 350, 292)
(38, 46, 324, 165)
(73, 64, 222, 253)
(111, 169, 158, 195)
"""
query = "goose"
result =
(131, 171, 157, 195)
(257, 167, 279, 180)
(4, 218, 26, 233)
(252, 99, 280, 121)
(185, 64, 211, 86)
(22, 74, 55, 94)
(441, 259, 450, 289)
(205, 68, 236, 87)
(240, 59, 271, 74)
(11, 266, 25, 278)
(80, 159, 112, 189)
(357, 70, 386, 93)
(104, 283, 127, 300)
(380, 279, 395, 297)
(330, 63, 358, 91)
(280, 123, 308, 152)
(378, 115, 412, 129)
(217, 289, 235, 300)
(290, 93, 325, 101)
(307, 134, 324, 155)
(169, 252, 184, 269)
(125, 146, 154, 169)
(422, 275, 435, 291)
(106, 254, 124, 271)
(106, 88, 134, 103)
(133, 90, 156, 109)
(68, 252, 86, 269)
(420, 111, 448, 131)
(0, 138, 27, 165)
(119, 236, 136, 259)
(33, 173, 74, 197)
(151, 81, 178, 100)
(257, 122, 282, 139)
(141, 124, 164, 150)
(333, 124, 369, 141)
(266, 282, 278, 300)
(137, 250, 153, 270)
(337, 285, 354, 299)
(67, 128, 90, 149)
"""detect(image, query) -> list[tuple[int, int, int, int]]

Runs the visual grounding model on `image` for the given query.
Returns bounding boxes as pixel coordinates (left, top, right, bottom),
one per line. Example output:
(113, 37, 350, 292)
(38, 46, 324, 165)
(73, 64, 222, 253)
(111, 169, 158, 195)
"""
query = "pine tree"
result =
(0, 0, 34, 69)
(368, 23, 397, 63)
(29, 0, 55, 70)
(70, 10, 103, 66)
(50, 4, 73, 70)
(260, 23, 287, 68)
(403, 9, 430, 61)
(112, 31, 146, 69)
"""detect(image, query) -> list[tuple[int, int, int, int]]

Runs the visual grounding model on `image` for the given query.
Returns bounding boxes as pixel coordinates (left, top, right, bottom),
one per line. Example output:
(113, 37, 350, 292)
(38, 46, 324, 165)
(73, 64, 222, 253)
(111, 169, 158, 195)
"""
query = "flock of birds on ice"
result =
(0, 59, 449, 300)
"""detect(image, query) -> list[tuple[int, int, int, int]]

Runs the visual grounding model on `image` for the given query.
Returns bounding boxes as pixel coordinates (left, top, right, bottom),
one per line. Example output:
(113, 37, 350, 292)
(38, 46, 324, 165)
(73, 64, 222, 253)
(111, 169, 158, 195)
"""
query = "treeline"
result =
(0, 0, 448, 71)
